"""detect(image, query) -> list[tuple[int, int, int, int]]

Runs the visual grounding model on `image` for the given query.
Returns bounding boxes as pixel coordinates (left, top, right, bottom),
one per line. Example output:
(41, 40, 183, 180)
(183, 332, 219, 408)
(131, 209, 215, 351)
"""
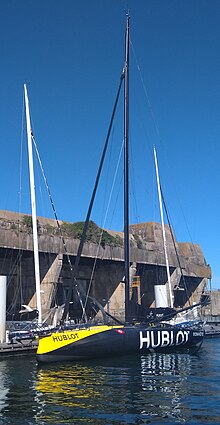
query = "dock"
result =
(204, 316, 220, 338)
(0, 338, 38, 356)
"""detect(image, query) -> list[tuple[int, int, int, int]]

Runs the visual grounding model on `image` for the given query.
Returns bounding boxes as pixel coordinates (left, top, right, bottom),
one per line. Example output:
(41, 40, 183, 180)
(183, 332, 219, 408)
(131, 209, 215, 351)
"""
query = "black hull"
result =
(37, 323, 204, 364)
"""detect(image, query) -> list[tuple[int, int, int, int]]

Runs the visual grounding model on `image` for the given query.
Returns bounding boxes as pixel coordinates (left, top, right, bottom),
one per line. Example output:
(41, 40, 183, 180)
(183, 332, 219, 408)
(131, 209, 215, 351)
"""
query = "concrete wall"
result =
(0, 210, 212, 321)
(202, 290, 220, 317)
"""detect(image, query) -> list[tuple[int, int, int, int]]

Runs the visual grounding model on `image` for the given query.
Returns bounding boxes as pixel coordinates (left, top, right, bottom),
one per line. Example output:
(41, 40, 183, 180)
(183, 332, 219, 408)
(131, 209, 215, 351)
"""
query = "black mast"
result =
(124, 15, 131, 323)
(61, 72, 124, 323)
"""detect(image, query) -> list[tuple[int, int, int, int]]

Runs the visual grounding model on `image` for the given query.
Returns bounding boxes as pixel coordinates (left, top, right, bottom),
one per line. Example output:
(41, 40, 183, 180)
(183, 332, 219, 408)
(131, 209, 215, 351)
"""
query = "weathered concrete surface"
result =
(202, 290, 220, 317)
(0, 211, 211, 277)
(0, 210, 212, 321)
(29, 253, 63, 312)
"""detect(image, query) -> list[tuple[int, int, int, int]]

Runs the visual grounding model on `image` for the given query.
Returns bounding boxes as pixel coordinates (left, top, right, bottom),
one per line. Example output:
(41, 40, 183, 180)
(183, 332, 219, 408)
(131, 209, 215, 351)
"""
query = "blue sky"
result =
(0, 0, 219, 288)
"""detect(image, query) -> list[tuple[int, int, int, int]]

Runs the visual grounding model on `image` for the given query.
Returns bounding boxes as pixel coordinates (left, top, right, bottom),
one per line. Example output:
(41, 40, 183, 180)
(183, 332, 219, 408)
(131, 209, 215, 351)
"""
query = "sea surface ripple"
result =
(0, 338, 219, 424)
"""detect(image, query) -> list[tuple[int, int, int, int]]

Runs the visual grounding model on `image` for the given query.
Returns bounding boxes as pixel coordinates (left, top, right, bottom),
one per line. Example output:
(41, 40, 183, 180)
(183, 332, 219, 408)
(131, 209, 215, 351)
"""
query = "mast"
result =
(24, 84, 42, 325)
(153, 146, 173, 309)
(124, 16, 131, 322)
(61, 73, 124, 323)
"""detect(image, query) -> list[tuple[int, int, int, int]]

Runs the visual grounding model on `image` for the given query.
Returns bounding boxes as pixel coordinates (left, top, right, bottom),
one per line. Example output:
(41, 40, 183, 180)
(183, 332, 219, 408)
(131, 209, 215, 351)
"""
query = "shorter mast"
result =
(154, 147, 173, 309)
(24, 84, 42, 325)
(124, 15, 131, 322)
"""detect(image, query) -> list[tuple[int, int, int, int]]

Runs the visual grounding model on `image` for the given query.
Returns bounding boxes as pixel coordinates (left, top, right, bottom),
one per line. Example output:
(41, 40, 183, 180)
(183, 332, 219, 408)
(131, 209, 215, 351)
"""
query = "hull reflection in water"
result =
(35, 352, 194, 424)
(36, 323, 204, 363)
(0, 340, 219, 424)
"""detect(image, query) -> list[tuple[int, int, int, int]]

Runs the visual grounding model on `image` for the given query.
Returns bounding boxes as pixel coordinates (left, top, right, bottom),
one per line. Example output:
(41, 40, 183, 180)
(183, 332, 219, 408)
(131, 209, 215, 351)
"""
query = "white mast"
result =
(0, 276, 7, 343)
(24, 84, 42, 325)
(154, 146, 173, 309)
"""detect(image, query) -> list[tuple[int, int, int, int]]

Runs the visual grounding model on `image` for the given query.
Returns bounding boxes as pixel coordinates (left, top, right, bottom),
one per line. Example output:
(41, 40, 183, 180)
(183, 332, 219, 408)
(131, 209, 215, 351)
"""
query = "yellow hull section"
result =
(37, 325, 123, 355)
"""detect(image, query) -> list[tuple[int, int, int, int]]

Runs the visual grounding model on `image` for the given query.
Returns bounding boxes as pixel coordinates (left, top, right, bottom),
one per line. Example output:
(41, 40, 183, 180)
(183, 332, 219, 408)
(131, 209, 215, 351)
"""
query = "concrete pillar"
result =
(29, 254, 63, 319)
(0, 276, 7, 343)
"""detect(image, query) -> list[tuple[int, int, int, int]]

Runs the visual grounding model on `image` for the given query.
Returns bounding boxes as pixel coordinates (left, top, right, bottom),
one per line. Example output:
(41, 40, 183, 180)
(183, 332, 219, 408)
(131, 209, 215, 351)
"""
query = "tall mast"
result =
(124, 16, 131, 322)
(24, 84, 42, 325)
(154, 147, 173, 309)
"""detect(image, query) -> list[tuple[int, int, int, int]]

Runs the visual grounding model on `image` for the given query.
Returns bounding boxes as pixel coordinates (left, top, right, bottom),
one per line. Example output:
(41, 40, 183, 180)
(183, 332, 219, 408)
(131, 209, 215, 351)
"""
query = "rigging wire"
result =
(108, 169, 123, 228)
(100, 127, 115, 228)
(6, 93, 26, 314)
(84, 140, 124, 311)
(32, 153, 56, 301)
(31, 134, 87, 320)
(130, 37, 196, 250)
(130, 37, 201, 302)
(19, 94, 25, 216)
(160, 188, 191, 304)
(130, 38, 162, 144)
(32, 70, 125, 323)
(61, 70, 125, 323)
(129, 133, 141, 226)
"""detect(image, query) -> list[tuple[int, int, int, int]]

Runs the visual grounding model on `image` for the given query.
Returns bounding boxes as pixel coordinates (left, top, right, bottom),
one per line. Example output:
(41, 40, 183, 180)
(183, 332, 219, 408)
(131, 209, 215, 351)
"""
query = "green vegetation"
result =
(21, 215, 123, 248)
(22, 215, 40, 232)
(22, 215, 33, 229)
(60, 220, 123, 248)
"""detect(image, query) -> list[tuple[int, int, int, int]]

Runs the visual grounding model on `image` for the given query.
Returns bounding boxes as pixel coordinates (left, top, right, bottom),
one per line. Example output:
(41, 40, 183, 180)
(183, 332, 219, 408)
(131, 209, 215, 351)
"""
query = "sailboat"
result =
(36, 17, 204, 364)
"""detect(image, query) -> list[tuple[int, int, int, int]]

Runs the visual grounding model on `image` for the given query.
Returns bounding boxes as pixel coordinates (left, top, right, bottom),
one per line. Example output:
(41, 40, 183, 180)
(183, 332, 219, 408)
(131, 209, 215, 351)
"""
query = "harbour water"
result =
(0, 338, 220, 425)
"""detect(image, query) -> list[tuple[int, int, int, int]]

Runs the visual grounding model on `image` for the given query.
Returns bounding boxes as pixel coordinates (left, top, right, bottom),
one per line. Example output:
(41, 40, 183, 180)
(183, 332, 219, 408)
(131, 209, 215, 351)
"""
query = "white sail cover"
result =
(154, 284, 169, 308)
